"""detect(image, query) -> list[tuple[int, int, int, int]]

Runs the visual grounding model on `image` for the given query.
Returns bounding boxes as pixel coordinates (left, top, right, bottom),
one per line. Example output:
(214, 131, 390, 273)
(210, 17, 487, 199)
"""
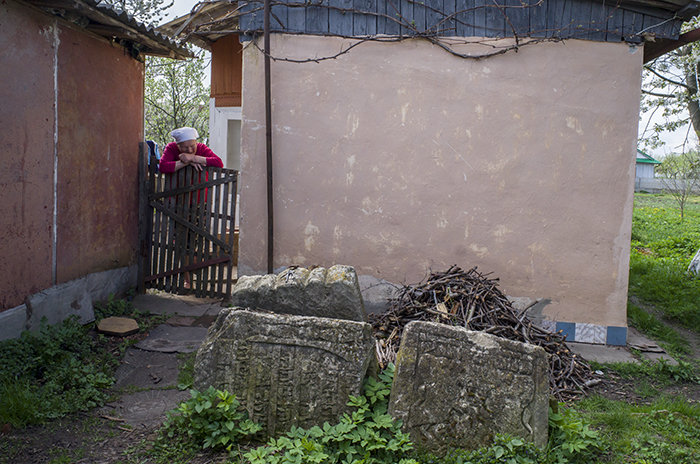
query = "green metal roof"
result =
(637, 150, 662, 165)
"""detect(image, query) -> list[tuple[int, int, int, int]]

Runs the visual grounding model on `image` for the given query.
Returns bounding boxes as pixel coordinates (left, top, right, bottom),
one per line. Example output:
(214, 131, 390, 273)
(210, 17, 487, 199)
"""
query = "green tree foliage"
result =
(144, 52, 210, 148)
(99, 0, 174, 25)
(657, 150, 700, 179)
(100, 0, 210, 149)
(640, 18, 700, 151)
(656, 150, 700, 219)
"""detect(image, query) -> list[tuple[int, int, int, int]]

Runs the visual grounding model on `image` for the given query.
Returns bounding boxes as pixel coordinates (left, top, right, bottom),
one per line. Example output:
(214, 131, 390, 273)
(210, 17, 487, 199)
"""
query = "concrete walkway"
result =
(97, 290, 228, 429)
(568, 327, 677, 365)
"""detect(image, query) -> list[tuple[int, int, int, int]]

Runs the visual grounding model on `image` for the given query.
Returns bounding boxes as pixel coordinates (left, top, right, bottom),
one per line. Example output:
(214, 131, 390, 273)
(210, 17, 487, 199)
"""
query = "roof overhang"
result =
(638, 0, 700, 62)
(644, 26, 700, 63)
(21, 0, 193, 59)
(157, 1, 242, 51)
(158, 0, 700, 58)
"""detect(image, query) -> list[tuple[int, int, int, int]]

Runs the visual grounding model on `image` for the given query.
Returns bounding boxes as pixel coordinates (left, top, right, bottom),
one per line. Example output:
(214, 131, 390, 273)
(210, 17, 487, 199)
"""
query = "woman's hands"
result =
(179, 153, 203, 171)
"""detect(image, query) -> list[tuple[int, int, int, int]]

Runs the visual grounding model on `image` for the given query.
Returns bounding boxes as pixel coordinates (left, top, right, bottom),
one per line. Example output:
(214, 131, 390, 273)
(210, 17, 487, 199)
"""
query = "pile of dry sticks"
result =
(369, 265, 600, 401)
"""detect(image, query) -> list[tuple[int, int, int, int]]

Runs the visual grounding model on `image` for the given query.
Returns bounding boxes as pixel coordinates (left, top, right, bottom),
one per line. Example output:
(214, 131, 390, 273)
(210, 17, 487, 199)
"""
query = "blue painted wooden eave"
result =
(235, 0, 689, 43)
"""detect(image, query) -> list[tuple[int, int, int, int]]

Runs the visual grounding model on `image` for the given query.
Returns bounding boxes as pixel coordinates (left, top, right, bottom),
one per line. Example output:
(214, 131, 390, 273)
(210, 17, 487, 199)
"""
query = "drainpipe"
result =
(264, 0, 274, 274)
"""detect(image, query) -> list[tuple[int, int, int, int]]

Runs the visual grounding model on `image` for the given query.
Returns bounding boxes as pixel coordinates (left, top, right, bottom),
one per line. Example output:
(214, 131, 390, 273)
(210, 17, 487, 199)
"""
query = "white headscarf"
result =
(170, 127, 199, 143)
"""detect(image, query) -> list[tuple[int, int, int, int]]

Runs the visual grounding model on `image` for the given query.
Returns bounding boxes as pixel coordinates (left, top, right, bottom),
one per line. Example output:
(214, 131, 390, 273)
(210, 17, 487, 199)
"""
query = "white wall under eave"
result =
(209, 98, 242, 170)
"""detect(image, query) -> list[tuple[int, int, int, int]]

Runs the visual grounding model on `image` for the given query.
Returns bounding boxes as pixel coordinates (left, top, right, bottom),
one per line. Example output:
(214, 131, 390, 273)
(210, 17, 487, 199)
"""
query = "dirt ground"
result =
(3, 306, 700, 464)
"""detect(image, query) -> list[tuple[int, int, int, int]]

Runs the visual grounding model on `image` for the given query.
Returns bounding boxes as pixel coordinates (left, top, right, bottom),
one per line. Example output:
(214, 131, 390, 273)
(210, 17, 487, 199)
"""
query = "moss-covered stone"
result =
(194, 309, 376, 438)
(389, 321, 549, 454)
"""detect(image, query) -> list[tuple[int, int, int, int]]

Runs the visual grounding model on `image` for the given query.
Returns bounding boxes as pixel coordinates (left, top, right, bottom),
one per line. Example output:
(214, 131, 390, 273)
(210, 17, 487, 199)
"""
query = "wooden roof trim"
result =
(644, 27, 700, 62)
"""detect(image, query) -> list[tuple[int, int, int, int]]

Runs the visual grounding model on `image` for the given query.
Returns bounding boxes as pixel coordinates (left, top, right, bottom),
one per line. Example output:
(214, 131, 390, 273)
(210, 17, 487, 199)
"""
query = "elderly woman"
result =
(159, 127, 223, 291)
(159, 127, 223, 173)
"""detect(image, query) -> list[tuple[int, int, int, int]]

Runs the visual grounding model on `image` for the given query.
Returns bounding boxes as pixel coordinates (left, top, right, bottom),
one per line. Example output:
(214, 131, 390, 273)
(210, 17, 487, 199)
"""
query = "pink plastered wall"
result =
(239, 35, 641, 328)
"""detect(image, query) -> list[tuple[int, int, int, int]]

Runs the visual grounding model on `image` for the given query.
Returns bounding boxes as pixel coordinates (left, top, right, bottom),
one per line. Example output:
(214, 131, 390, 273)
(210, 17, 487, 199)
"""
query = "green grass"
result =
(176, 351, 196, 390)
(630, 193, 700, 332)
(590, 358, 699, 384)
(627, 303, 690, 357)
(576, 395, 700, 464)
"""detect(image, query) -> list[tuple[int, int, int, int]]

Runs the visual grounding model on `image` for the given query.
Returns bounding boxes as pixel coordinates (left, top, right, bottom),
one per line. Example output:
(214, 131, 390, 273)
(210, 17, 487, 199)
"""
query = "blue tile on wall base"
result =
(556, 322, 576, 342)
(606, 326, 627, 346)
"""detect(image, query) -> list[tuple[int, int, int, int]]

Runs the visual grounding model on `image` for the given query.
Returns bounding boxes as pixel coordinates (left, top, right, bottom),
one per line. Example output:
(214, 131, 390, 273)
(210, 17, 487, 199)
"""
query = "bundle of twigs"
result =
(370, 265, 600, 401)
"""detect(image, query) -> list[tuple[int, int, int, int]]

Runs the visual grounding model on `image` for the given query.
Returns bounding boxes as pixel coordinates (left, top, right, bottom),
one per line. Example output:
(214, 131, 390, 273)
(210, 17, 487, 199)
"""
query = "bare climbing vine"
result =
(173, 0, 633, 61)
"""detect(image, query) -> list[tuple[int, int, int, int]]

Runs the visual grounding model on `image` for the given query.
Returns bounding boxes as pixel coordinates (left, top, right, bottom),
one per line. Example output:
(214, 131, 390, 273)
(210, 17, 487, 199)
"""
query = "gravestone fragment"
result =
(688, 247, 700, 275)
(389, 321, 549, 454)
(194, 309, 376, 438)
(231, 265, 367, 322)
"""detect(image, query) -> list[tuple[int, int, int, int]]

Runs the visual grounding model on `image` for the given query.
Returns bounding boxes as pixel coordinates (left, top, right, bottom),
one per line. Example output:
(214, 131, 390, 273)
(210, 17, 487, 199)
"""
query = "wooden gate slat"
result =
(195, 178, 210, 298)
(149, 202, 232, 250)
(214, 173, 227, 298)
(222, 176, 234, 298)
(144, 256, 231, 282)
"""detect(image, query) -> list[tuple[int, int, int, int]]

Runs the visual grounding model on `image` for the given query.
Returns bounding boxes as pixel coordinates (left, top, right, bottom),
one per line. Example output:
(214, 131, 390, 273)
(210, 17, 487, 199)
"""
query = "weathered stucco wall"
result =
(240, 35, 640, 329)
(55, 25, 143, 283)
(1, 0, 143, 310)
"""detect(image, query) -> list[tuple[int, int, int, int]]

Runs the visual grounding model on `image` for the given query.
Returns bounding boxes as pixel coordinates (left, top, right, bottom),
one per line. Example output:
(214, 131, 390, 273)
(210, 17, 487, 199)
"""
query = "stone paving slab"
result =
(97, 317, 139, 336)
(99, 389, 191, 428)
(113, 348, 181, 389)
(135, 325, 208, 353)
(568, 327, 677, 366)
(627, 327, 678, 365)
(568, 342, 637, 364)
(131, 291, 223, 318)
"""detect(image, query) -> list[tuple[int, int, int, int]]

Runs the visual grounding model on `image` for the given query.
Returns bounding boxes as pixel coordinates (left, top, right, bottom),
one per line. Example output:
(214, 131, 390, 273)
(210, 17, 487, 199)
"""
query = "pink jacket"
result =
(159, 142, 224, 173)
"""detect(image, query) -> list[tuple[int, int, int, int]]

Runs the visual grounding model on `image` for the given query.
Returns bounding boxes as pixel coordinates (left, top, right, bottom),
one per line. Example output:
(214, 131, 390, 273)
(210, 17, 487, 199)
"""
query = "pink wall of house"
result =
(239, 35, 640, 330)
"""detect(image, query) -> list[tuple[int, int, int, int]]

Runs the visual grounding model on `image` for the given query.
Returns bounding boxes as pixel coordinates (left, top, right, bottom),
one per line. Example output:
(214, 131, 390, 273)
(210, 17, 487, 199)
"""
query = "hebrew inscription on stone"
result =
(389, 321, 548, 453)
(230, 265, 367, 322)
(194, 309, 376, 437)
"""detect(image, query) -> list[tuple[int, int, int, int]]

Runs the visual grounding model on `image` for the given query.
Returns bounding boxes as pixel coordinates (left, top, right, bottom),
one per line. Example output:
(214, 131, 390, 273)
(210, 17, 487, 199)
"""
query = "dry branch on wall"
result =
(369, 265, 601, 401)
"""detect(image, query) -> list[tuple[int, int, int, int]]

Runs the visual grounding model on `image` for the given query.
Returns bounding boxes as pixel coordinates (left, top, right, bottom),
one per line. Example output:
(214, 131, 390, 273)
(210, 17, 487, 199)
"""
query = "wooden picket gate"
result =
(138, 143, 238, 299)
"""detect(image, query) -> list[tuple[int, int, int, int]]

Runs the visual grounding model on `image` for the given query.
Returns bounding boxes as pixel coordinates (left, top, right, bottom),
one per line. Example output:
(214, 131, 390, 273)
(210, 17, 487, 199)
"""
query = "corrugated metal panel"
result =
(22, 0, 192, 58)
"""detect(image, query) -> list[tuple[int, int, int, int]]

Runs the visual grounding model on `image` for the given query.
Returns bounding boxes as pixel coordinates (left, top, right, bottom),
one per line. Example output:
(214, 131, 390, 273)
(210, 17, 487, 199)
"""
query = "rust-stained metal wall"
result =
(55, 26, 143, 283)
(1, 0, 144, 310)
(1, 0, 57, 310)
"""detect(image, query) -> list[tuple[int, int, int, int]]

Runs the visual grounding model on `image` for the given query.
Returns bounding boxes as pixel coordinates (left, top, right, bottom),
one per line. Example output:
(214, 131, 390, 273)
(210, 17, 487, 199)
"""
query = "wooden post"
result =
(265, 0, 274, 274)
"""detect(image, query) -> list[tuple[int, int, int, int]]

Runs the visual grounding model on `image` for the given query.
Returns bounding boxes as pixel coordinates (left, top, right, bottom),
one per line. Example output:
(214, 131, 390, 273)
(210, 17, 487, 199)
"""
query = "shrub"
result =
(163, 386, 262, 451)
(547, 403, 603, 464)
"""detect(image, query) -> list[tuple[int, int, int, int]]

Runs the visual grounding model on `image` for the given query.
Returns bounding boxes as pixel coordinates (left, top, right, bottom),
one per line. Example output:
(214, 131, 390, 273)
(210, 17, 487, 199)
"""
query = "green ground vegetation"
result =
(0, 292, 165, 427)
(629, 194, 700, 332)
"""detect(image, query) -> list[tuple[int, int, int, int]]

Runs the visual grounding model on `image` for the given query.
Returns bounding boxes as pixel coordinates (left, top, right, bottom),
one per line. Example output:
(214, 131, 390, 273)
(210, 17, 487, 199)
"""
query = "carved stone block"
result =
(389, 321, 549, 453)
(194, 309, 376, 437)
(230, 265, 367, 322)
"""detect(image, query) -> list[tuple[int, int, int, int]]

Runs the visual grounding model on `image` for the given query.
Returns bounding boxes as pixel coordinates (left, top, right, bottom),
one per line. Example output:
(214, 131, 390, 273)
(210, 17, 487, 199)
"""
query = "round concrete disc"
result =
(97, 317, 139, 336)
